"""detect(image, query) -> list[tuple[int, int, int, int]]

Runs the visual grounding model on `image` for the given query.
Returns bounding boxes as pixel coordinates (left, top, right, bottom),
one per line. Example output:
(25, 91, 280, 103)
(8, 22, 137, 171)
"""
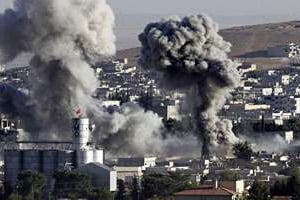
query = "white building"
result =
(284, 131, 294, 144)
(281, 75, 290, 85)
(288, 43, 300, 58)
(238, 63, 257, 74)
(166, 104, 181, 120)
(113, 166, 144, 184)
(114, 157, 157, 183)
(101, 100, 121, 108)
(294, 97, 300, 114)
(262, 88, 273, 96)
(245, 104, 270, 111)
(117, 157, 157, 170)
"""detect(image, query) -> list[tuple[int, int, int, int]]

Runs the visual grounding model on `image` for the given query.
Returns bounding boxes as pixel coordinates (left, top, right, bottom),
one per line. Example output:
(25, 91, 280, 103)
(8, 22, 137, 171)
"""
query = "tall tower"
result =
(72, 117, 91, 150)
(72, 117, 104, 167)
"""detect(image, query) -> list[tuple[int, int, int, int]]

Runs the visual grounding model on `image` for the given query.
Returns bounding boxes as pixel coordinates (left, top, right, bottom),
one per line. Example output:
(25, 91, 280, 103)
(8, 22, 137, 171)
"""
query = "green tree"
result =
(286, 168, 300, 200)
(237, 193, 248, 200)
(53, 170, 92, 199)
(0, 181, 12, 199)
(233, 141, 254, 160)
(248, 181, 270, 200)
(219, 170, 239, 181)
(131, 176, 139, 200)
(90, 188, 114, 200)
(17, 170, 45, 200)
(116, 179, 125, 200)
(270, 180, 287, 196)
(7, 193, 19, 200)
(142, 172, 191, 199)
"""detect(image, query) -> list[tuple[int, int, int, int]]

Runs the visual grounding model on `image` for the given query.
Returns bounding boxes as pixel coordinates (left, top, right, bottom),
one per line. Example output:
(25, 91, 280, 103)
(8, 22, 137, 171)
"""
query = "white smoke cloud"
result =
(0, 0, 116, 134)
(244, 134, 289, 153)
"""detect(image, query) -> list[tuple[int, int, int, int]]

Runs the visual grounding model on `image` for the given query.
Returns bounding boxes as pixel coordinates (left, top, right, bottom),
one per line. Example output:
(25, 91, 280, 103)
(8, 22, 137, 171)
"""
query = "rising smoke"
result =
(139, 15, 241, 155)
(0, 0, 115, 137)
(0, 0, 201, 157)
(0, 84, 30, 118)
(95, 103, 200, 157)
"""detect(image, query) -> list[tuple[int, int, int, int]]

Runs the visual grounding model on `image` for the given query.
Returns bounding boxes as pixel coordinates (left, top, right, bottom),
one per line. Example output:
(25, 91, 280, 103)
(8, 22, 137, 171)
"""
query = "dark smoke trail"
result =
(139, 15, 241, 155)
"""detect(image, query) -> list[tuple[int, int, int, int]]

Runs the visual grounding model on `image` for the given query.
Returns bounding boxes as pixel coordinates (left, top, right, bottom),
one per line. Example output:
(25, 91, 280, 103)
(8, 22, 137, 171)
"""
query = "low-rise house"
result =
(114, 157, 157, 184)
(113, 166, 143, 184)
(271, 196, 293, 200)
(174, 184, 237, 200)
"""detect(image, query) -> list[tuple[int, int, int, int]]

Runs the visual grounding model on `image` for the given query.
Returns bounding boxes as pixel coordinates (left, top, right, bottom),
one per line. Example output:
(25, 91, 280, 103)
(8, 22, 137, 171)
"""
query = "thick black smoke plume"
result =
(139, 15, 241, 155)
(0, 0, 202, 157)
(0, 84, 29, 117)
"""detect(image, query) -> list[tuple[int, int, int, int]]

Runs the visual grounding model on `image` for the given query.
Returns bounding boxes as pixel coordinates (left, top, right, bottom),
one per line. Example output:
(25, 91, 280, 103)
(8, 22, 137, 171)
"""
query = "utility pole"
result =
(32, 185, 34, 200)
(16, 185, 19, 200)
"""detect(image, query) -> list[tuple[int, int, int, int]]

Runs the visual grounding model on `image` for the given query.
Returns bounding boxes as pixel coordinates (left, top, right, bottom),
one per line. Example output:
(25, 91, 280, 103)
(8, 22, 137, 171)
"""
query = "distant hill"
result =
(221, 20, 300, 57)
(117, 21, 300, 66)
(116, 47, 140, 66)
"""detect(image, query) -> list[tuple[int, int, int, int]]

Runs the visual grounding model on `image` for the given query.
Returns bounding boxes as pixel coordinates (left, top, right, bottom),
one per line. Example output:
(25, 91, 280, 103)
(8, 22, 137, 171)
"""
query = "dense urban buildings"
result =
(1, 45, 300, 198)
(1, 1, 300, 199)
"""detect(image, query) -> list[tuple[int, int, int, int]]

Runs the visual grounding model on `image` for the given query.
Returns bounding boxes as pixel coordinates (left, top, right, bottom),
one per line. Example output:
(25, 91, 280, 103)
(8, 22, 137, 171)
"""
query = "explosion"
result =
(139, 15, 241, 155)
(0, 0, 115, 136)
(0, 0, 201, 156)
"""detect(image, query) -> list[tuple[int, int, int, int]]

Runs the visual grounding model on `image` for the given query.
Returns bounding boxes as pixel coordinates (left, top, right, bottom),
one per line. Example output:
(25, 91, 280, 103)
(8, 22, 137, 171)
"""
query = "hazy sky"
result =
(1, 0, 300, 16)
(108, 0, 300, 16)
(2, 0, 300, 50)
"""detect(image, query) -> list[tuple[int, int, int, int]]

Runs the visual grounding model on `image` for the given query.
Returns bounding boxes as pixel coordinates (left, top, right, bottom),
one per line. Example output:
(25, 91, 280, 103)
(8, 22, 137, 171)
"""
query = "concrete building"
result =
(5, 149, 76, 189)
(166, 102, 181, 120)
(117, 157, 156, 169)
(114, 157, 157, 183)
(288, 43, 300, 58)
(219, 180, 244, 195)
(271, 196, 292, 200)
(281, 75, 290, 85)
(113, 166, 143, 184)
(284, 131, 294, 144)
(4, 116, 113, 192)
(76, 163, 117, 191)
(238, 63, 257, 73)
(262, 88, 273, 96)
(174, 184, 236, 200)
(294, 97, 300, 114)
(101, 100, 121, 108)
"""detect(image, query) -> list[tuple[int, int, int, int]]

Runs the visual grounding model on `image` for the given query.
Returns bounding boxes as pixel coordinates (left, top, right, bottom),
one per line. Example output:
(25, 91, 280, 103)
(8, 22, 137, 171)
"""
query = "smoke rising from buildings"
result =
(139, 15, 241, 155)
(95, 103, 200, 157)
(0, 0, 201, 156)
(0, 84, 30, 117)
(0, 0, 115, 136)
